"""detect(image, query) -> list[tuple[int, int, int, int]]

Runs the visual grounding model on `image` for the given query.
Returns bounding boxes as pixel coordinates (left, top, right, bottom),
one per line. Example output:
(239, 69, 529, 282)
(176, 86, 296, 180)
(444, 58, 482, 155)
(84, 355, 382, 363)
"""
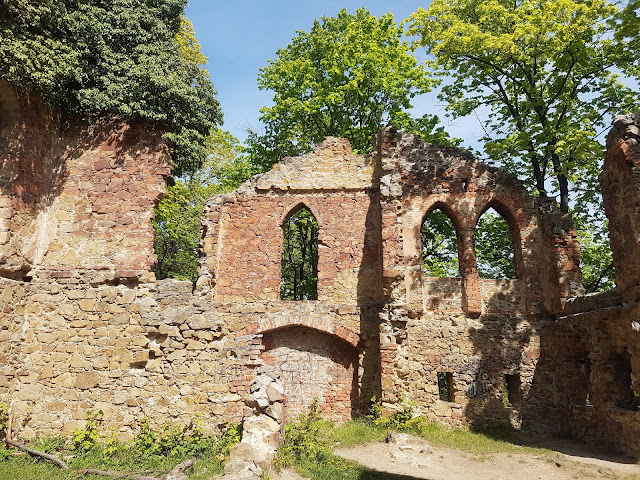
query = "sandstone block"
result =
(75, 372, 100, 389)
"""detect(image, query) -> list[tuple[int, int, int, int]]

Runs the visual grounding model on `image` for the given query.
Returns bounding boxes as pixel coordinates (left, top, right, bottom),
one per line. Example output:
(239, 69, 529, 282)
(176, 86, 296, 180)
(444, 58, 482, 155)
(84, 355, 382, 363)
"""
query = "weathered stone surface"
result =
(1, 83, 638, 458)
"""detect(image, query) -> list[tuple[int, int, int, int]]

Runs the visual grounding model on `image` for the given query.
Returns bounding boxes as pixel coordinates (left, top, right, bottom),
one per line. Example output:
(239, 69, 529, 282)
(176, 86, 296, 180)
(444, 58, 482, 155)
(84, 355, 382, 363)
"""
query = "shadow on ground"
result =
(470, 424, 638, 465)
(356, 470, 430, 480)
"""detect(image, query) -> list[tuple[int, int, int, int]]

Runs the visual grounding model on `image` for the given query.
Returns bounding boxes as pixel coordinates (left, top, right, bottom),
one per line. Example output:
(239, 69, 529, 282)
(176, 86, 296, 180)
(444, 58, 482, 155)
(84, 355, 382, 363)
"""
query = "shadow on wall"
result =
(356, 158, 385, 413)
(0, 79, 168, 279)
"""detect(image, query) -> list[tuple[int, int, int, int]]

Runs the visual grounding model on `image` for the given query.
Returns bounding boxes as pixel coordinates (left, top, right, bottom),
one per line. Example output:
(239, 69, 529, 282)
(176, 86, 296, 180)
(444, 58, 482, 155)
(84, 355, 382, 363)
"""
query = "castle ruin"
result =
(1, 81, 639, 456)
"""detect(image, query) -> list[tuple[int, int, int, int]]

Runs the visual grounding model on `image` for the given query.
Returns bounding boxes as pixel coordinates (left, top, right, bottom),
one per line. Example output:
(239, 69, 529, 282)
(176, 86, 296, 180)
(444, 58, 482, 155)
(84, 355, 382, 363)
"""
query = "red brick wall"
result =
(208, 192, 381, 304)
(261, 326, 358, 422)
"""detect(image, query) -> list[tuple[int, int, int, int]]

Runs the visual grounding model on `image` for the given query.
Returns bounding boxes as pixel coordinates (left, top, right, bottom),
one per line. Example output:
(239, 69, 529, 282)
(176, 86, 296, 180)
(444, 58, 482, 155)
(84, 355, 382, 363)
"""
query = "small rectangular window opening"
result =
(437, 372, 454, 402)
(611, 350, 638, 410)
(503, 373, 521, 407)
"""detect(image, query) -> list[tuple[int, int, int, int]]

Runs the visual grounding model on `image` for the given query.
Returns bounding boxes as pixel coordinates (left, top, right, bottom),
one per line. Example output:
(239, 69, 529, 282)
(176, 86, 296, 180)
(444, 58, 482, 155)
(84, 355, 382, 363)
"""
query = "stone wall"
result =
(2, 81, 639, 458)
(370, 127, 579, 430)
(0, 81, 169, 281)
(550, 114, 640, 456)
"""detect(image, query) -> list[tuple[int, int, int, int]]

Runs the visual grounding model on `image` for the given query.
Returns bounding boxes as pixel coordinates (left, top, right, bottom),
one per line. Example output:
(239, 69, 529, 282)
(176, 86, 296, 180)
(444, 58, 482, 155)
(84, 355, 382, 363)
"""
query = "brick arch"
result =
(280, 201, 319, 226)
(238, 317, 360, 348)
(473, 197, 524, 279)
(422, 199, 463, 233)
(472, 195, 523, 231)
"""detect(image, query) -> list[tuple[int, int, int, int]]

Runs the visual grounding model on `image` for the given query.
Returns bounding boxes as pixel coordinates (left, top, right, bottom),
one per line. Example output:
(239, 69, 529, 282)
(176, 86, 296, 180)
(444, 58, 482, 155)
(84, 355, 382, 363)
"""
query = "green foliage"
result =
(575, 219, 615, 293)
(633, 391, 640, 412)
(364, 397, 383, 423)
(72, 410, 102, 452)
(280, 208, 319, 300)
(277, 399, 331, 465)
(475, 208, 516, 279)
(391, 112, 463, 147)
(132, 415, 225, 459)
(248, 7, 434, 171)
(0, 415, 238, 480)
(616, 0, 640, 78)
(0, 402, 9, 436)
(153, 130, 248, 281)
(214, 422, 242, 460)
(502, 376, 513, 408)
(408, 0, 637, 214)
(421, 209, 460, 277)
(407, 0, 637, 291)
(388, 397, 416, 428)
(0, 1, 221, 175)
(437, 373, 452, 401)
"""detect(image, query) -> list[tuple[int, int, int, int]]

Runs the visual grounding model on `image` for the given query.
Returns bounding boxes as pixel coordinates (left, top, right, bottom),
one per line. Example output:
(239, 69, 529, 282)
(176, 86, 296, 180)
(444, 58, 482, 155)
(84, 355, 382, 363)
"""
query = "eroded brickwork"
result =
(2, 81, 639, 458)
(551, 114, 640, 456)
(261, 326, 358, 422)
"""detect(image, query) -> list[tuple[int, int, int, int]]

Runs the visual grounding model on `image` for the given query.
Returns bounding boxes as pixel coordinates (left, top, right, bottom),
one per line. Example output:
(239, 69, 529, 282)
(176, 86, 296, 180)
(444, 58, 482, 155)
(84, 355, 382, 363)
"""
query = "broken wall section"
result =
(553, 114, 640, 457)
(0, 80, 170, 282)
(372, 127, 582, 431)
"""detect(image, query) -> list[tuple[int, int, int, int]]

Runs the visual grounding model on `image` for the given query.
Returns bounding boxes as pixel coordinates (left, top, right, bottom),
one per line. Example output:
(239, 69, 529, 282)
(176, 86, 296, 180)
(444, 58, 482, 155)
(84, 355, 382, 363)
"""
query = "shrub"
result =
(72, 409, 103, 452)
(277, 399, 331, 465)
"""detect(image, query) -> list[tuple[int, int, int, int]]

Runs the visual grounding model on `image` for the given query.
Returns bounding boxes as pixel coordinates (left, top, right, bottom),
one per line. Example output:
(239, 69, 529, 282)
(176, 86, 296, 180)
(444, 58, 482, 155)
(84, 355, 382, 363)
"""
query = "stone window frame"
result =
(279, 202, 320, 301)
(472, 200, 523, 281)
(420, 202, 463, 279)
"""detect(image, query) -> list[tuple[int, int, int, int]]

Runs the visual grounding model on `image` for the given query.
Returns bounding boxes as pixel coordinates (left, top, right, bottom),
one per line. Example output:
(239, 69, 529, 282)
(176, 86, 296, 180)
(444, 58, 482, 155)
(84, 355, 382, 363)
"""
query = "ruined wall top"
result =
(0, 81, 170, 281)
(234, 137, 376, 196)
(200, 127, 581, 313)
(601, 113, 640, 299)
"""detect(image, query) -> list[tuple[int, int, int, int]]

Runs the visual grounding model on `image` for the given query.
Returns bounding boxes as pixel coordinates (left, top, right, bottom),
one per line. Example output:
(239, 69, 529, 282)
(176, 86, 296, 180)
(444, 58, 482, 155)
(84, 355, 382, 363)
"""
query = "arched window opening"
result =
(421, 208, 460, 277)
(280, 207, 318, 300)
(475, 207, 516, 279)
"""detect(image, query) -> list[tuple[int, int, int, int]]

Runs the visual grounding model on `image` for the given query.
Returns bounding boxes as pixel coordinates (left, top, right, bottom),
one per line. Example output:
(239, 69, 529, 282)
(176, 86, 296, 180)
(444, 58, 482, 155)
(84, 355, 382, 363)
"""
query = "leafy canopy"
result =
(248, 7, 435, 170)
(421, 209, 460, 277)
(0, 0, 221, 175)
(474, 208, 516, 279)
(407, 0, 637, 213)
(153, 130, 245, 282)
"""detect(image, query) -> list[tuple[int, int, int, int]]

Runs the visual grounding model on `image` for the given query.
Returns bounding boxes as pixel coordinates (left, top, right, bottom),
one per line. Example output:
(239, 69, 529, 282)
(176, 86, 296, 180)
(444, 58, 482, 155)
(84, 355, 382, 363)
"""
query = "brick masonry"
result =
(0, 82, 639, 457)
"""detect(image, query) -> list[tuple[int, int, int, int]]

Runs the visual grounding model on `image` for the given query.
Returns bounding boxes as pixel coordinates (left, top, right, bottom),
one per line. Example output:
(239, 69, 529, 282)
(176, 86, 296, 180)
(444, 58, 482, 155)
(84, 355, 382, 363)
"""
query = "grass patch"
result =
(323, 419, 387, 448)
(0, 418, 240, 480)
(275, 400, 553, 480)
(292, 451, 426, 480)
(399, 418, 552, 456)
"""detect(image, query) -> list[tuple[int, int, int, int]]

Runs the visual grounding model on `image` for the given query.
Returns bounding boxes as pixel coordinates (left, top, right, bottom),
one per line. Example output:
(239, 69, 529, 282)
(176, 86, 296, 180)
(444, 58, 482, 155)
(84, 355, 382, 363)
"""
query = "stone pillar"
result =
(601, 113, 640, 300)
(459, 228, 482, 315)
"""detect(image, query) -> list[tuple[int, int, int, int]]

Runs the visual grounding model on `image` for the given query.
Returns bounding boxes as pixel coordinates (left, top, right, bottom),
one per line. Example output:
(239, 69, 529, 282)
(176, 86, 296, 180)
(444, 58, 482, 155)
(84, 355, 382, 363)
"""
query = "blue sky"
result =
(185, 1, 480, 145)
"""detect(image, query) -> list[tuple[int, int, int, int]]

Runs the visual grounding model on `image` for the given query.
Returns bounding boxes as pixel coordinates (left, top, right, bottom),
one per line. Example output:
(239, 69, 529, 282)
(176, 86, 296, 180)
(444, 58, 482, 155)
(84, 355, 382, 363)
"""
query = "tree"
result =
(407, 0, 637, 292)
(0, 1, 221, 175)
(616, 0, 640, 80)
(421, 209, 460, 277)
(474, 209, 516, 279)
(153, 130, 245, 281)
(247, 8, 434, 171)
(407, 0, 636, 213)
(280, 209, 319, 301)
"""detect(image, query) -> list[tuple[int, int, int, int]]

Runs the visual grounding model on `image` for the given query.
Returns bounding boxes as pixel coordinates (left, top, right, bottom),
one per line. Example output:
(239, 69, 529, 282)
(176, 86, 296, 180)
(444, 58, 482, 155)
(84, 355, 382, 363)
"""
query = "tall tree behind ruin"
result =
(407, 0, 638, 291)
(153, 130, 248, 282)
(245, 8, 462, 171)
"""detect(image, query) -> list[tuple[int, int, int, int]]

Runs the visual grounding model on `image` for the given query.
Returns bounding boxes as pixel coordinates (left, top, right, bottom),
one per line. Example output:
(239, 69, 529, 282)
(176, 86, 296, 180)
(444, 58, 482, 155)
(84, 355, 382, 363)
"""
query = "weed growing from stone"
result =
(0, 414, 241, 480)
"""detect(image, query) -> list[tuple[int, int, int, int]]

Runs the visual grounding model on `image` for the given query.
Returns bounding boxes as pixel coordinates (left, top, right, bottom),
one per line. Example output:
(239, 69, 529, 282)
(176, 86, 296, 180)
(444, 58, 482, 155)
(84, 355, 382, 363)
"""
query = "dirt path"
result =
(332, 434, 640, 480)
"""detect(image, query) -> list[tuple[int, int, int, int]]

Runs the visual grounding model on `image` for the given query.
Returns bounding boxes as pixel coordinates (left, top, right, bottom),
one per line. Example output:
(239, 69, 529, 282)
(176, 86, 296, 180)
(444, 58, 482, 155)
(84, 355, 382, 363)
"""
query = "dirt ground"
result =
(335, 434, 640, 480)
(272, 434, 640, 480)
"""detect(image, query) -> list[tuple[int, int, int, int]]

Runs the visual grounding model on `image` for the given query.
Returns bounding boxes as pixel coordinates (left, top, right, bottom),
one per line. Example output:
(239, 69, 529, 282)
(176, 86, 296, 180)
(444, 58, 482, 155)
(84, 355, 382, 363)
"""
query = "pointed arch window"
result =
(280, 206, 319, 300)
(475, 207, 516, 279)
(421, 208, 460, 277)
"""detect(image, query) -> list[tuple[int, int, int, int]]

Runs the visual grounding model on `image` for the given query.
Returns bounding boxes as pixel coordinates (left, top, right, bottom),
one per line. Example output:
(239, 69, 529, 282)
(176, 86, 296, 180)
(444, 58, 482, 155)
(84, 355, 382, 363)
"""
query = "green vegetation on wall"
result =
(0, 0, 221, 175)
